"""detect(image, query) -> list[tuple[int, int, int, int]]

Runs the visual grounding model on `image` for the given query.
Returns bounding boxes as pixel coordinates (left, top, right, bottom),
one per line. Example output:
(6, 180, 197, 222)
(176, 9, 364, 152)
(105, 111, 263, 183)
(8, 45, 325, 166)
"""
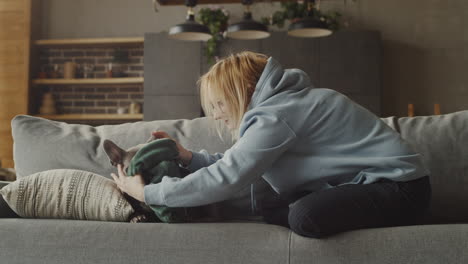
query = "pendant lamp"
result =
(169, 0, 212, 41)
(226, 0, 270, 40)
(288, 0, 332, 38)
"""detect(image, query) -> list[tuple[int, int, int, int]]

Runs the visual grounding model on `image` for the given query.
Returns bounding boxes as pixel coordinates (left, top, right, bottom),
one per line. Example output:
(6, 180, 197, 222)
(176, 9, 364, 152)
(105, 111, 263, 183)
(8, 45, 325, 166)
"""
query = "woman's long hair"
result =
(198, 51, 268, 139)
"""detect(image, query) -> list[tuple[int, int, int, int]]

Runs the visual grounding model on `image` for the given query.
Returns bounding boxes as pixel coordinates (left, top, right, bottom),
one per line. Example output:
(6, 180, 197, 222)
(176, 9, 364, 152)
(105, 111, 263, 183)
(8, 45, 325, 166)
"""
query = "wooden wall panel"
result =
(0, 0, 31, 169)
(0, 41, 26, 64)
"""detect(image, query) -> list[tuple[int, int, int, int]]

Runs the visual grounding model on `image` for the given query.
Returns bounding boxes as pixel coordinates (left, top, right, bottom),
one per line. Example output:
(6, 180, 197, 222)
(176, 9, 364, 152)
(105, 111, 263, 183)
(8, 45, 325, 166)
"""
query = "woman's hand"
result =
(152, 131, 193, 166)
(111, 164, 145, 202)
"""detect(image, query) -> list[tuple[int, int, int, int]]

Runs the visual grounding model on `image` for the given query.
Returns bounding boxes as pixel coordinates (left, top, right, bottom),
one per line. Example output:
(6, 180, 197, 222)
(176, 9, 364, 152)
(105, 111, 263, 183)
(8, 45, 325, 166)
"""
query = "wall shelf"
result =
(34, 37, 144, 47)
(35, 114, 143, 120)
(31, 37, 145, 124)
(157, 0, 288, 5)
(32, 77, 144, 85)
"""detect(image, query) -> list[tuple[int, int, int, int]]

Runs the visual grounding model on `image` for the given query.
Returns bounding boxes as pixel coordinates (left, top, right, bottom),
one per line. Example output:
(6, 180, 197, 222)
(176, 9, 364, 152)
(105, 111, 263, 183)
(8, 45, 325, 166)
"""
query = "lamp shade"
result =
(288, 17, 332, 38)
(226, 9, 270, 40)
(226, 19, 270, 40)
(169, 15, 212, 41)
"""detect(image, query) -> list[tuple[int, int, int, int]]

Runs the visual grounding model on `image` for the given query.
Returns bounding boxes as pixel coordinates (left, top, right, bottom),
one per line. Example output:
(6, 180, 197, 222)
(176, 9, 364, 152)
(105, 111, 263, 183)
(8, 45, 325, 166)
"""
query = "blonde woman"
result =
(111, 51, 431, 238)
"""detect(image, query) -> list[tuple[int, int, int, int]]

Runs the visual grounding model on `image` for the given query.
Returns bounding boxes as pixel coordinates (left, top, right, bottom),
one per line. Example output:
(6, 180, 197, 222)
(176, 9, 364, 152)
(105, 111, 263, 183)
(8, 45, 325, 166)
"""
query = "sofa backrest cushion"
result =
(385, 111, 468, 223)
(11, 115, 233, 178)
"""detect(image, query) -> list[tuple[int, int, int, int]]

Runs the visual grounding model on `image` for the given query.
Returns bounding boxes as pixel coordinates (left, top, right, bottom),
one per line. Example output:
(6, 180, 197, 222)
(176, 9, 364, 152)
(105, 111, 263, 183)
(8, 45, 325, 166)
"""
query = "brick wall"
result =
(36, 46, 144, 120)
(47, 85, 143, 114)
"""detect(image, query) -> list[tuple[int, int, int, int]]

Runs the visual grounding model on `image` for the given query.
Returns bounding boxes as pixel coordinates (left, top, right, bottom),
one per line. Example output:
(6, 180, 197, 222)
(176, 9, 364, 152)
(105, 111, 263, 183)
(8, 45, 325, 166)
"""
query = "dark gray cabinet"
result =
(144, 30, 381, 120)
(144, 33, 203, 120)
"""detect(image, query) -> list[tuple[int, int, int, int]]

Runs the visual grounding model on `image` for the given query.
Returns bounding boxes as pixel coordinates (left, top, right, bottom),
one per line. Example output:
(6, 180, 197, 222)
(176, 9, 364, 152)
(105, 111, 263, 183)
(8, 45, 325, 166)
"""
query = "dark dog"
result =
(103, 136, 161, 223)
(104, 137, 222, 223)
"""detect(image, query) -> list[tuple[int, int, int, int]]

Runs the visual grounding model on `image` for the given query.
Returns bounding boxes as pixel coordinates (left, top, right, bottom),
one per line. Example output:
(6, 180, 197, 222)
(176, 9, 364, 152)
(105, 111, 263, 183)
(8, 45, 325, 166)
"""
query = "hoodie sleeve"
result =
(186, 150, 224, 172)
(143, 113, 297, 207)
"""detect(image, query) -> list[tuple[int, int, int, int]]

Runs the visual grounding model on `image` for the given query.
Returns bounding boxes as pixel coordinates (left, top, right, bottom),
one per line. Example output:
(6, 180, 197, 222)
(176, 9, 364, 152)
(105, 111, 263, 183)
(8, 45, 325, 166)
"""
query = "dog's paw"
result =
(129, 214, 148, 223)
(128, 210, 159, 223)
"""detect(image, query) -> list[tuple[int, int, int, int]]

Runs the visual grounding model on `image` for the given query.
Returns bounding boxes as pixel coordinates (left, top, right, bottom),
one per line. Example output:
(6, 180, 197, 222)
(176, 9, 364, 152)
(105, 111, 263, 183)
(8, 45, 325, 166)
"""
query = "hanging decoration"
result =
(261, 1, 342, 36)
(198, 6, 230, 64)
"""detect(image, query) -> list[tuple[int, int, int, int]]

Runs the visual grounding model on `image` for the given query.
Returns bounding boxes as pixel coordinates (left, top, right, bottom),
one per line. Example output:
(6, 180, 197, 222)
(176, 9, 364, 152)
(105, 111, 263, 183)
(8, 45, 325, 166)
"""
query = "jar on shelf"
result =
(63, 61, 77, 79)
(105, 63, 113, 78)
(39, 92, 57, 115)
(129, 102, 141, 114)
(38, 65, 47, 79)
(48, 64, 61, 79)
(82, 63, 95, 78)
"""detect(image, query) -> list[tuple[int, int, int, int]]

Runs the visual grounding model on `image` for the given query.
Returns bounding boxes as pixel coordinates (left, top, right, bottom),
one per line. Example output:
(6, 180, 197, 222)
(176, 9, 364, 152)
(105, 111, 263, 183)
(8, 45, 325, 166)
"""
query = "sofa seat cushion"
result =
(290, 223, 468, 264)
(1, 219, 468, 264)
(0, 219, 290, 264)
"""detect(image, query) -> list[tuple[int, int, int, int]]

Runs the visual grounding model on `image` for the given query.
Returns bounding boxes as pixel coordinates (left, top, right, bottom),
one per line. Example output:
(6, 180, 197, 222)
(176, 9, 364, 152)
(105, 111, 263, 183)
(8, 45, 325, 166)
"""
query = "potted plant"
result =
(198, 6, 230, 65)
(261, 1, 342, 32)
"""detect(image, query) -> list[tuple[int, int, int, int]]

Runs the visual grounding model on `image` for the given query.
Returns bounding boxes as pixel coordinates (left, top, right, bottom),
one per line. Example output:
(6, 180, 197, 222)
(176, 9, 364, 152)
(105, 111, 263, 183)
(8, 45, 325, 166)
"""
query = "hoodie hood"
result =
(247, 57, 313, 110)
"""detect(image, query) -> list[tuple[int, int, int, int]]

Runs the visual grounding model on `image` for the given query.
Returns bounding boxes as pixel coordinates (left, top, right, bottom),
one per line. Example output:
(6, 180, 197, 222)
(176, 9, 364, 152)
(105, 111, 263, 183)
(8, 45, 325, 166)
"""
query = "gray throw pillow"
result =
(11, 115, 233, 178)
(0, 169, 134, 221)
(393, 110, 468, 223)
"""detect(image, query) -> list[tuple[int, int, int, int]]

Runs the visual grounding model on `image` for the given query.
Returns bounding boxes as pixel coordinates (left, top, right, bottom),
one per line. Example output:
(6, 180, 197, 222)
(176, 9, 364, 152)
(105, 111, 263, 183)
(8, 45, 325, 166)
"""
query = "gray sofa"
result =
(1, 110, 467, 264)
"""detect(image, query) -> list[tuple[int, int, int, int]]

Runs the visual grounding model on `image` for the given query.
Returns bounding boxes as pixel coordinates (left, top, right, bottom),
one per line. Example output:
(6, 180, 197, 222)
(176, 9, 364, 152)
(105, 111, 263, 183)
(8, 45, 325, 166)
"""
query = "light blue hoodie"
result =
(144, 57, 429, 207)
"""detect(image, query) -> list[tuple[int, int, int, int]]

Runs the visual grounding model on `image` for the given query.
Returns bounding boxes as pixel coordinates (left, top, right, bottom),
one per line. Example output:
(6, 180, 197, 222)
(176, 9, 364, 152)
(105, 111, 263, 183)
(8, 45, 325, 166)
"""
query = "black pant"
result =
(262, 176, 431, 238)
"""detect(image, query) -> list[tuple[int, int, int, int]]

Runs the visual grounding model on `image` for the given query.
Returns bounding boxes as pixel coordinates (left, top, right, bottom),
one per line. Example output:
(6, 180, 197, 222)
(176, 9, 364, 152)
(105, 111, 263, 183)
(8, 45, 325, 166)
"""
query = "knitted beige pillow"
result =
(0, 169, 134, 222)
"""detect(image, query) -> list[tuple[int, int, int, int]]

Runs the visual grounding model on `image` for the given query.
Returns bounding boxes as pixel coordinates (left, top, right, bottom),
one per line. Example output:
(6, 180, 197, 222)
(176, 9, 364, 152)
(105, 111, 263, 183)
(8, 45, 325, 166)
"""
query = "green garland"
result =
(198, 7, 230, 65)
(261, 2, 342, 31)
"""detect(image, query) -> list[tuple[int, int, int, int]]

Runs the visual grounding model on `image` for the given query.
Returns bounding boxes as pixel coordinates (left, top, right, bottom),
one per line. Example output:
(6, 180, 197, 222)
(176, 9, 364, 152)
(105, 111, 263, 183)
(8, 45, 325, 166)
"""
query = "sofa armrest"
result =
(0, 180, 18, 218)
